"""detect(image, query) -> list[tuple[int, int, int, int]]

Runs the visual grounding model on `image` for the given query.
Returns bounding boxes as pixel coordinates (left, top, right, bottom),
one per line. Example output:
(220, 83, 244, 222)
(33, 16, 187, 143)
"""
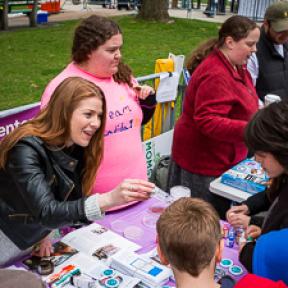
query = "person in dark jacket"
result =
(247, 2, 288, 102)
(227, 101, 288, 272)
(0, 77, 154, 267)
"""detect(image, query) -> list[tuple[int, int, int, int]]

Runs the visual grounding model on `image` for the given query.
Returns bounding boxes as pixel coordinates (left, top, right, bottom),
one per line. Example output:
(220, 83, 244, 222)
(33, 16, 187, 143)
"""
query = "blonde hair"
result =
(0, 77, 106, 195)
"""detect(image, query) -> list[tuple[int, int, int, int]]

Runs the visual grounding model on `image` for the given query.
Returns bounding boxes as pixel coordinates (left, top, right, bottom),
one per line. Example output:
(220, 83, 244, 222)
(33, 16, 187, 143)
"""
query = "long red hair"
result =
(0, 77, 106, 195)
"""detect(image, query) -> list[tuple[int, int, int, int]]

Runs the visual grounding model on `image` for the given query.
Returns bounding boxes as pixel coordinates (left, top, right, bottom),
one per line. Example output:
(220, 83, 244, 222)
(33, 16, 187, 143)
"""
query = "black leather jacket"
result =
(0, 136, 89, 250)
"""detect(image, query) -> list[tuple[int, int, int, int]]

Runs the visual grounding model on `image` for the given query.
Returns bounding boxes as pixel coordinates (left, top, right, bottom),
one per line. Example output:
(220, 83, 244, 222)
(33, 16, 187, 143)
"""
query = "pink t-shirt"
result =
(41, 63, 147, 194)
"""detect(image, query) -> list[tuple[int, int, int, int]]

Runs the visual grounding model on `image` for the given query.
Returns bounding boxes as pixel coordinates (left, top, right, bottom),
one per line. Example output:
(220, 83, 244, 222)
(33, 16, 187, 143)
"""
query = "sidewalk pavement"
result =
(8, 2, 233, 28)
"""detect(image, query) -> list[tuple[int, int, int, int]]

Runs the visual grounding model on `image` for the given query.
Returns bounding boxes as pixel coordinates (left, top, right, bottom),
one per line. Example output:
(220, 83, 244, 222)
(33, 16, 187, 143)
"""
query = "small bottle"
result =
(223, 224, 229, 239)
(235, 226, 244, 245)
(226, 227, 235, 248)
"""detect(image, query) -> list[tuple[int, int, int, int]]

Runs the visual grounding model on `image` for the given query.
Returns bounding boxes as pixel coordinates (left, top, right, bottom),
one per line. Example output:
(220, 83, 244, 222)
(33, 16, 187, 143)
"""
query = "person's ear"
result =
(156, 236, 169, 266)
(262, 20, 270, 33)
(215, 239, 224, 263)
(224, 36, 235, 50)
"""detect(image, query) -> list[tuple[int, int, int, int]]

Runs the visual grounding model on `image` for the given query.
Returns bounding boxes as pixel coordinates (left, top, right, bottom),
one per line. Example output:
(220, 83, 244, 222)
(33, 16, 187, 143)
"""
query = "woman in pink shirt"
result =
(41, 15, 156, 196)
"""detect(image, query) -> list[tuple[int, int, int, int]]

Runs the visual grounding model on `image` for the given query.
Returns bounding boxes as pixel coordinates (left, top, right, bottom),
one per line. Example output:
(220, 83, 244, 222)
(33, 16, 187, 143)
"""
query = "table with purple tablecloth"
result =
(97, 196, 247, 283)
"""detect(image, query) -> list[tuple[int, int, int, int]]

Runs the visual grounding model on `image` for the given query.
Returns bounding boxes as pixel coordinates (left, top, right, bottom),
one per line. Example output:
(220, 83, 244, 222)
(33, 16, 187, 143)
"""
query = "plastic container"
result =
(110, 219, 127, 235)
(123, 226, 143, 241)
(170, 186, 191, 200)
(37, 11, 48, 24)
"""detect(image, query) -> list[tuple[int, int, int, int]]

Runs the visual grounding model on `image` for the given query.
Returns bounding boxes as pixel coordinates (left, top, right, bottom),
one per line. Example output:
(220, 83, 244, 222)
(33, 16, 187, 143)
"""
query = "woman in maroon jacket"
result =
(168, 16, 260, 219)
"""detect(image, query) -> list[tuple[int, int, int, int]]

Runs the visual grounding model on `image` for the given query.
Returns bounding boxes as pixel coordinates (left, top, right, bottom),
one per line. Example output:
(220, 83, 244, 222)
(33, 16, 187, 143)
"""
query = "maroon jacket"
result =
(172, 48, 258, 176)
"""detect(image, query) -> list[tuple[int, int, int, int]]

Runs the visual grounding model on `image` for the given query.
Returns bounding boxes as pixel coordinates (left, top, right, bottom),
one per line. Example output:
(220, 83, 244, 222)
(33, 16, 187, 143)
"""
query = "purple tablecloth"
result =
(97, 197, 247, 282)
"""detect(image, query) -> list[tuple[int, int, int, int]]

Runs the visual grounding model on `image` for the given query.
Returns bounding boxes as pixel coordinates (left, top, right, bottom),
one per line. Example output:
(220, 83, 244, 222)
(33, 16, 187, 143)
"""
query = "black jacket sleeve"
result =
(239, 241, 256, 272)
(249, 215, 265, 227)
(6, 142, 88, 229)
(242, 191, 271, 216)
(140, 93, 157, 125)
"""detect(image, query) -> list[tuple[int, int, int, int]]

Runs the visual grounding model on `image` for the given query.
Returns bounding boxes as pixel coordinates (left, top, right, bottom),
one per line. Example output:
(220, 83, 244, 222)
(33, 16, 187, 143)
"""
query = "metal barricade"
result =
(136, 72, 187, 140)
(237, 0, 277, 21)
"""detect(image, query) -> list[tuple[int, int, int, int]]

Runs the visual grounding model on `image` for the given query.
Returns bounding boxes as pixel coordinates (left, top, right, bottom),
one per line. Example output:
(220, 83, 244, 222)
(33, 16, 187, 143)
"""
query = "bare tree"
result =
(0, 0, 9, 30)
(171, 0, 178, 8)
(138, 0, 170, 22)
(29, 0, 38, 27)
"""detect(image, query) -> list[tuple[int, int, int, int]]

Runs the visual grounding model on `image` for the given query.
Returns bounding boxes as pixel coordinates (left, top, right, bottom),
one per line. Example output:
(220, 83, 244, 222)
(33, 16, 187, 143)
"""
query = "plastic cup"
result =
(170, 186, 191, 200)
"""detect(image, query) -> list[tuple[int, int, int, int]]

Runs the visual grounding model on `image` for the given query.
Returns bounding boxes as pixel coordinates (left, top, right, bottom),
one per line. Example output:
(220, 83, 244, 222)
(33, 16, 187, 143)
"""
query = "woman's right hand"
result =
(98, 179, 155, 211)
(228, 213, 251, 229)
(226, 204, 249, 220)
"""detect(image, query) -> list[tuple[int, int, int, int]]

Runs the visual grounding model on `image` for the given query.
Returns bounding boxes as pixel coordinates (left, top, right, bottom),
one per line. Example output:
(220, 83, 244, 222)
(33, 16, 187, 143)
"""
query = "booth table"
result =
(8, 196, 247, 284)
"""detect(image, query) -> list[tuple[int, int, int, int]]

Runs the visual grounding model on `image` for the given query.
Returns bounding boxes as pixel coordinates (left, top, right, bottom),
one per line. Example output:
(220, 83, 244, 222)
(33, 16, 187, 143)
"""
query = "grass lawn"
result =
(0, 16, 221, 111)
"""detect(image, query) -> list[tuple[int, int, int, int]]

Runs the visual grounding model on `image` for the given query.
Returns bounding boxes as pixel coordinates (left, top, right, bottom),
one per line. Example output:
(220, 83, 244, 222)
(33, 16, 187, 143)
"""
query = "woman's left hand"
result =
(32, 235, 53, 257)
(134, 84, 155, 100)
(246, 224, 262, 239)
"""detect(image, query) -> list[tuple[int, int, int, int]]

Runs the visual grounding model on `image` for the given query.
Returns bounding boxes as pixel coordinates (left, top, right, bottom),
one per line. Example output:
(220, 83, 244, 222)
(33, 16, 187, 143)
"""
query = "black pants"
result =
(167, 159, 231, 220)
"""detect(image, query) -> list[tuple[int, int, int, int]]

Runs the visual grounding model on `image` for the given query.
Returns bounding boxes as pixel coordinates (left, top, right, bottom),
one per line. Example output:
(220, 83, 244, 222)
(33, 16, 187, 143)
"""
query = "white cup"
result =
(170, 186, 191, 200)
(264, 94, 281, 106)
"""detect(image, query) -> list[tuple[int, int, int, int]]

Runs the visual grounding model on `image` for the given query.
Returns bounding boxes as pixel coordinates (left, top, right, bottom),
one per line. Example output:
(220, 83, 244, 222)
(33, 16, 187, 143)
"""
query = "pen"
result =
(47, 264, 76, 284)
(51, 268, 81, 288)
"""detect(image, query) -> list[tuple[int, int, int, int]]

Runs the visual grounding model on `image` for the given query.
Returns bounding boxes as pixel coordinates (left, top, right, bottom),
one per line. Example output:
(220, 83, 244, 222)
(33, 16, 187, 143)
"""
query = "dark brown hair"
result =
(156, 198, 221, 277)
(186, 15, 257, 74)
(72, 15, 133, 86)
(245, 101, 288, 200)
(0, 77, 106, 196)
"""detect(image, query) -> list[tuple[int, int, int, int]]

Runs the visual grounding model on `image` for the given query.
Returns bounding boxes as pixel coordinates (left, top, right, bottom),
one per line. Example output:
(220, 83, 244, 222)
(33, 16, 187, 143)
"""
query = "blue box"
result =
(37, 11, 48, 24)
(221, 158, 269, 195)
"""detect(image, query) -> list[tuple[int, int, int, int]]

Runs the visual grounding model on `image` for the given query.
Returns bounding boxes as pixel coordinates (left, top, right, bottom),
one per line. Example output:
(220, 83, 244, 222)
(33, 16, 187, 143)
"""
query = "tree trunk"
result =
(171, 0, 178, 8)
(138, 0, 169, 22)
(0, 0, 9, 30)
(29, 0, 38, 27)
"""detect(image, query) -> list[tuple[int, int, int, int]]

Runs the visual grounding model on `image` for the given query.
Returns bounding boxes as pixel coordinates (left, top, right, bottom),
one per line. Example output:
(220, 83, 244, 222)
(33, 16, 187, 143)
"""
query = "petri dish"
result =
(220, 258, 233, 268)
(229, 265, 243, 276)
(142, 213, 159, 229)
(110, 219, 127, 235)
(147, 203, 167, 214)
(123, 225, 144, 241)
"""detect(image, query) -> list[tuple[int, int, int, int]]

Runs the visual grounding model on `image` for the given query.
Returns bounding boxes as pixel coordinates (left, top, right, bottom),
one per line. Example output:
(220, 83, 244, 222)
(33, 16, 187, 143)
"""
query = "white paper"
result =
(61, 223, 141, 263)
(168, 53, 185, 74)
(156, 72, 180, 103)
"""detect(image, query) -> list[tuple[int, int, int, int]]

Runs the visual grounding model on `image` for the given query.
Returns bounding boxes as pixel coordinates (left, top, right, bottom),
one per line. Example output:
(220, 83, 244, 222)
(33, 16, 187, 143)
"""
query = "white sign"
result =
(142, 129, 173, 178)
(156, 72, 180, 103)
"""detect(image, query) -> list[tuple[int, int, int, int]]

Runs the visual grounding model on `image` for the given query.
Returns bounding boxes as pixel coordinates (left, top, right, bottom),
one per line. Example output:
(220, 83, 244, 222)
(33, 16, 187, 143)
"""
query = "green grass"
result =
(0, 16, 220, 111)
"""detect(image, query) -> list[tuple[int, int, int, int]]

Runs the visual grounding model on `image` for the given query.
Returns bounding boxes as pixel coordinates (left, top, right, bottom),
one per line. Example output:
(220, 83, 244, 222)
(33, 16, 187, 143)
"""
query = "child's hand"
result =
(133, 84, 155, 100)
